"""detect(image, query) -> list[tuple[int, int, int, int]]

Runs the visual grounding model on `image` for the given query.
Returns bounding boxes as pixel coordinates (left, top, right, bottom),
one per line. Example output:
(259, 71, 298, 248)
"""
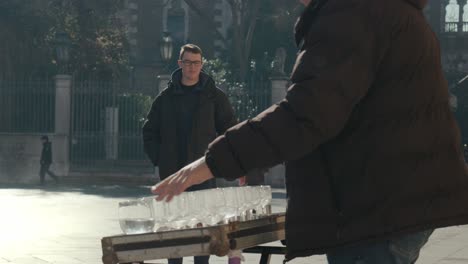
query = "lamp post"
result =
(160, 31, 174, 65)
(157, 32, 174, 93)
(52, 30, 72, 178)
(54, 31, 71, 74)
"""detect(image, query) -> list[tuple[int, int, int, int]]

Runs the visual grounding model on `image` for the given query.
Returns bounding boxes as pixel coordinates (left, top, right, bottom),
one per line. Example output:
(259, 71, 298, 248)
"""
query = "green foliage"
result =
(0, 0, 129, 78)
(117, 93, 153, 132)
(250, 1, 300, 73)
(117, 93, 153, 159)
(0, 0, 55, 76)
(45, 0, 129, 78)
(203, 59, 259, 120)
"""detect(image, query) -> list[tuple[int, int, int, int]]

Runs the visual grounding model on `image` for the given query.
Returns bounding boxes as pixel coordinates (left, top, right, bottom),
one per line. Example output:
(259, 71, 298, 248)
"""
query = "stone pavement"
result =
(0, 184, 468, 264)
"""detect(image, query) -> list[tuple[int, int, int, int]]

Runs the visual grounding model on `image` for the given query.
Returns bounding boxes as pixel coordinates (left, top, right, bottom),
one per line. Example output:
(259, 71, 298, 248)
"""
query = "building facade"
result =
(426, 0, 468, 80)
(119, 0, 232, 93)
(425, 1, 468, 143)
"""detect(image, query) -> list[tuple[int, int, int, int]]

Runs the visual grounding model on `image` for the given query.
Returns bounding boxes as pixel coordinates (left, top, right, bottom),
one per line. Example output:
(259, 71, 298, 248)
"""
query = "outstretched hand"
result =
(151, 156, 214, 202)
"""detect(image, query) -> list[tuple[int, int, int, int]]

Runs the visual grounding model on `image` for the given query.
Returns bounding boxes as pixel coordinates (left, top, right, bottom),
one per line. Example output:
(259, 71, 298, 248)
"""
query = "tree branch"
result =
(243, 0, 262, 64)
(182, 0, 227, 43)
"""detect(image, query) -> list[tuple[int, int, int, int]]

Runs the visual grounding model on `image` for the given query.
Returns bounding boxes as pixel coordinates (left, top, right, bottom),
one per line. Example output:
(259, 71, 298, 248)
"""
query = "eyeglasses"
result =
(180, 60, 202, 67)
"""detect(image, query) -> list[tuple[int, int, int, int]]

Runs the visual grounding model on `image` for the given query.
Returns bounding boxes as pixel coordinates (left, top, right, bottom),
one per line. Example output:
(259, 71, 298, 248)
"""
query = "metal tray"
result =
(101, 212, 285, 264)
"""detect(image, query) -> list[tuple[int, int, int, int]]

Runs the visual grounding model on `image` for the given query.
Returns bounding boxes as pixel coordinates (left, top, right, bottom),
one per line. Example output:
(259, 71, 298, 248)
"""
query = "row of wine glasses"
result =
(118, 186, 272, 235)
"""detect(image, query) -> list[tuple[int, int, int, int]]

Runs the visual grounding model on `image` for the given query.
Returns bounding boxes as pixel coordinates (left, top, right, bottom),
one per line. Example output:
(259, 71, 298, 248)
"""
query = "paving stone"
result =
(433, 258, 468, 264)
(5, 257, 50, 264)
(2, 185, 468, 264)
(32, 255, 86, 264)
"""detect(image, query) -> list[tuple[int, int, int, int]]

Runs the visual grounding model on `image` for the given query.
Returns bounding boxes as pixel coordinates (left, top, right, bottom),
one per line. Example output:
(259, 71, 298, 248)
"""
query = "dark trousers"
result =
(39, 163, 58, 184)
(327, 229, 434, 264)
(168, 255, 210, 264)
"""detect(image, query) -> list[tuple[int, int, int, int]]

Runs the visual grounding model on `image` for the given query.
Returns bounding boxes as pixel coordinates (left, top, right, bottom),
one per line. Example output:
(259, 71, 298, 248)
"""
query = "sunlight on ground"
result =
(0, 188, 122, 253)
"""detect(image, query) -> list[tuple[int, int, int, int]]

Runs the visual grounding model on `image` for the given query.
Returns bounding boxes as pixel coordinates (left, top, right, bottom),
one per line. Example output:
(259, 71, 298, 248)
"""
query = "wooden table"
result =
(101, 213, 286, 264)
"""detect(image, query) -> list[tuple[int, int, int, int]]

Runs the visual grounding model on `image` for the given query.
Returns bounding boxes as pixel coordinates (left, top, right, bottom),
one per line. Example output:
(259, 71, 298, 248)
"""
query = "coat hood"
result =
(167, 68, 216, 94)
(404, 0, 428, 9)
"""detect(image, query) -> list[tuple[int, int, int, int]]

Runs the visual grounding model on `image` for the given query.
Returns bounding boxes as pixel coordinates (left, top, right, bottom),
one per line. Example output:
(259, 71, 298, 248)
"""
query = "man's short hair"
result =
(41, 135, 49, 141)
(179, 44, 203, 60)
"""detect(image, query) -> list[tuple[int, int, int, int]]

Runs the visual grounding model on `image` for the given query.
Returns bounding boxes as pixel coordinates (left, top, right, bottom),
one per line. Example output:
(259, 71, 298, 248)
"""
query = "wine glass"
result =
(258, 185, 272, 216)
(165, 194, 189, 229)
(221, 187, 241, 222)
(118, 198, 155, 235)
(151, 197, 170, 232)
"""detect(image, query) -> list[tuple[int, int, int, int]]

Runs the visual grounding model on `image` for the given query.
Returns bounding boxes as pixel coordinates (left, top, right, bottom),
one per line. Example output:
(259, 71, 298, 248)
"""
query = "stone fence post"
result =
(157, 74, 171, 94)
(54, 74, 72, 177)
(266, 74, 290, 187)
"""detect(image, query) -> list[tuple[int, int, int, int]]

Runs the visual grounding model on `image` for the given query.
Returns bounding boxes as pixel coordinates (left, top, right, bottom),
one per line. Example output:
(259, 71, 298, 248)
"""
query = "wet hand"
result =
(151, 157, 214, 202)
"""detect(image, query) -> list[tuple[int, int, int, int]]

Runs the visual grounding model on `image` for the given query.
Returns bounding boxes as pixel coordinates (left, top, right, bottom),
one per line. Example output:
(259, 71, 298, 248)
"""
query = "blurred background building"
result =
(1, 0, 467, 185)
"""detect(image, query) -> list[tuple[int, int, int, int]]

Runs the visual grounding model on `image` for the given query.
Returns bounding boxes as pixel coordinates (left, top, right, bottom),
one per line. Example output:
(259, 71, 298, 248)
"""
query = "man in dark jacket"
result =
(151, 0, 468, 263)
(142, 44, 236, 264)
(39, 135, 58, 185)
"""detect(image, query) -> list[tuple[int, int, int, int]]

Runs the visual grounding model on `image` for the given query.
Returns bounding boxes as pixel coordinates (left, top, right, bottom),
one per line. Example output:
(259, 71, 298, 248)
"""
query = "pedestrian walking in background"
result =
(39, 135, 59, 185)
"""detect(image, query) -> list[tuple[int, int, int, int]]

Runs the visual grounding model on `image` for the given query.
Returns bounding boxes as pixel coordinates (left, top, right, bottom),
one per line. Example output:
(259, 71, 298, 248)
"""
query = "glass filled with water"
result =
(118, 198, 155, 235)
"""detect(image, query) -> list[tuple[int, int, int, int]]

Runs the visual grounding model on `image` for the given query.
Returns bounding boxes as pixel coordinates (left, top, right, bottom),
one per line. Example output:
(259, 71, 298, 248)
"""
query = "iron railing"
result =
(0, 74, 272, 171)
(0, 77, 54, 133)
(444, 22, 468, 33)
(70, 77, 154, 170)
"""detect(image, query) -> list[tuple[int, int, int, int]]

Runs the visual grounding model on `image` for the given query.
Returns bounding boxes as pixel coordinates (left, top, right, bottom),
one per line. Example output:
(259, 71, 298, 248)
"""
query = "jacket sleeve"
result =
(205, 9, 383, 180)
(142, 95, 163, 166)
(214, 89, 238, 135)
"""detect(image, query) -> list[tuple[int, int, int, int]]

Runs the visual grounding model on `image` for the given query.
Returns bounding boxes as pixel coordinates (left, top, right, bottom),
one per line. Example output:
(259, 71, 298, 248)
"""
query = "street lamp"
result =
(54, 31, 71, 73)
(159, 32, 174, 63)
(157, 32, 174, 93)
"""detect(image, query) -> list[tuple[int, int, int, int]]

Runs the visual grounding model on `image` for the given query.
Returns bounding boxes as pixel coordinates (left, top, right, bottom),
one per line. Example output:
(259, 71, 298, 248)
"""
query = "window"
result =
(445, 0, 460, 32)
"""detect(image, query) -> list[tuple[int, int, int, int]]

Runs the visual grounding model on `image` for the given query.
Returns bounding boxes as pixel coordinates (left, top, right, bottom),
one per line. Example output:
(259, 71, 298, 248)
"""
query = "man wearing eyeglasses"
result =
(142, 44, 236, 264)
(151, 0, 468, 264)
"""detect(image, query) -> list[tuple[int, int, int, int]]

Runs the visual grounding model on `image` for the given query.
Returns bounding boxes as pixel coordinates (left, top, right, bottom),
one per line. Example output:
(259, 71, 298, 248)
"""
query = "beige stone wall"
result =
(0, 134, 68, 184)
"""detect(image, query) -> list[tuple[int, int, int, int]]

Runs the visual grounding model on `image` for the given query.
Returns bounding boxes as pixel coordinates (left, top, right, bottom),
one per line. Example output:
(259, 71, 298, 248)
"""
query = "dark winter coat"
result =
(143, 69, 237, 183)
(205, 0, 468, 260)
(40, 142, 52, 165)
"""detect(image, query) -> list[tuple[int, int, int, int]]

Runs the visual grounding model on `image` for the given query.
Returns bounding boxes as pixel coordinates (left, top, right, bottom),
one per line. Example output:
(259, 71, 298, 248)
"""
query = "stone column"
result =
(152, 73, 171, 181)
(461, 0, 468, 32)
(441, 0, 450, 33)
(157, 74, 171, 94)
(54, 74, 72, 177)
(270, 75, 289, 104)
(458, 0, 465, 33)
(266, 74, 290, 188)
(105, 107, 119, 160)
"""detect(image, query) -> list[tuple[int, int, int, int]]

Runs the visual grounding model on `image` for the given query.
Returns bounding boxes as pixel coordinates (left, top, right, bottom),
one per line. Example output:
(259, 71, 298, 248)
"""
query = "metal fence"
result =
(227, 80, 271, 121)
(444, 22, 468, 33)
(70, 74, 271, 169)
(0, 74, 271, 171)
(70, 77, 154, 170)
(0, 77, 55, 133)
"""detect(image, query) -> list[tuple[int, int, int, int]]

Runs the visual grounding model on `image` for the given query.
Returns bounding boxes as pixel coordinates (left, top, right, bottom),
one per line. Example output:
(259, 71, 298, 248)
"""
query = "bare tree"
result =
(183, 0, 262, 81)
